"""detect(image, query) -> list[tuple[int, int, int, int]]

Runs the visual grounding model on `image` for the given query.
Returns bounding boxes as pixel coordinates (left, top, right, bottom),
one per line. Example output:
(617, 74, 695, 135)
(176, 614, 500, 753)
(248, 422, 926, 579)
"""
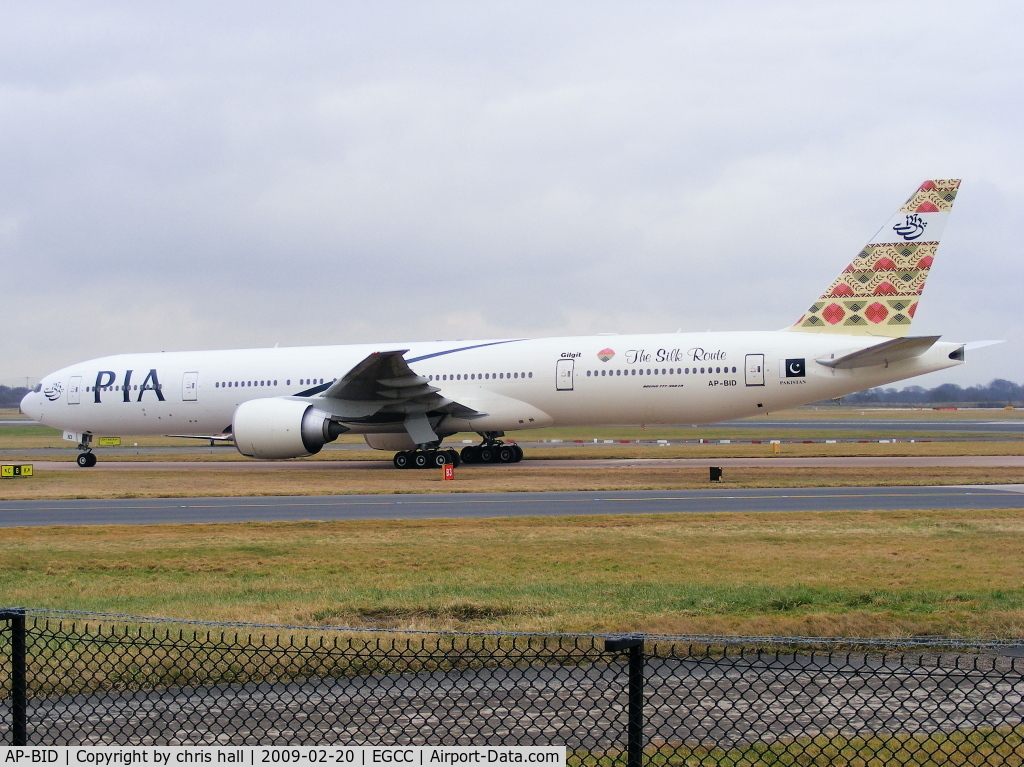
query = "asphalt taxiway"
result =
(18, 454, 1024, 470)
(2, 485, 1023, 527)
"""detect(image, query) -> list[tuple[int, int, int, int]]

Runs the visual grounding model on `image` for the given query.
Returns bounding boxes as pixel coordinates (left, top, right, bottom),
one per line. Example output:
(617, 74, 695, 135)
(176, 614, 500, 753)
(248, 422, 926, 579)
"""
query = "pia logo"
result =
(43, 383, 63, 401)
(597, 348, 615, 362)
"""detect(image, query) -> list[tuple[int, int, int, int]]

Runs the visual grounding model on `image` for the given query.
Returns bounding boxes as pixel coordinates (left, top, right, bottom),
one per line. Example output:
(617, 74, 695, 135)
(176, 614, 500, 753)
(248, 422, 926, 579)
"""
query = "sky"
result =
(2, 1, 1022, 390)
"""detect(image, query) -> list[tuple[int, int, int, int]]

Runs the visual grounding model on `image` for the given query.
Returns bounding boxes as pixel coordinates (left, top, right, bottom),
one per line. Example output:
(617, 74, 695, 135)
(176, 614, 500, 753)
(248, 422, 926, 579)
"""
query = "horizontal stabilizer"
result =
(963, 340, 1005, 351)
(816, 336, 940, 370)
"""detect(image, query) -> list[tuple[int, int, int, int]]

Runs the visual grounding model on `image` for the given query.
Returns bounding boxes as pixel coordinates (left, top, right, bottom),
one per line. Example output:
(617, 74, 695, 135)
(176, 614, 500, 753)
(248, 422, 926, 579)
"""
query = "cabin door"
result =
(556, 359, 574, 391)
(67, 376, 81, 404)
(182, 371, 199, 401)
(745, 354, 765, 386)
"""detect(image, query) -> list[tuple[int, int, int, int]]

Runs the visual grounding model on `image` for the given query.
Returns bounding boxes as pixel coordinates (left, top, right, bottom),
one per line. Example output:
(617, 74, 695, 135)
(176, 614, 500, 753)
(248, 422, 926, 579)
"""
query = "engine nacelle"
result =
(233, 398, 346, 459)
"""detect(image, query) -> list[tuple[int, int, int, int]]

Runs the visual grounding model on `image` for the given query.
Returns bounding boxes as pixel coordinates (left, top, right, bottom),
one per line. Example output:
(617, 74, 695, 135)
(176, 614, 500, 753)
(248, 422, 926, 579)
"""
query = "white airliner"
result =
(22, 180, 983, 469)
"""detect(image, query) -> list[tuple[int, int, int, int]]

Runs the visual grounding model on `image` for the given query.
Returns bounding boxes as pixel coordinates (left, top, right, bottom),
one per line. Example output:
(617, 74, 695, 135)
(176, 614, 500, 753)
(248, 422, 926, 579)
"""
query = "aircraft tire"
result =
(77, 453, 96, 468)
(460, 446, 478, 464)
(446, 449, 461, 467)
(512, 445, 524, 462)
(478, 446, 495, 463)
(429, 451, 447, 468)
(393, 451, 411, 469)
(413, 451, 429, 469)
(497, 446, 515, 463)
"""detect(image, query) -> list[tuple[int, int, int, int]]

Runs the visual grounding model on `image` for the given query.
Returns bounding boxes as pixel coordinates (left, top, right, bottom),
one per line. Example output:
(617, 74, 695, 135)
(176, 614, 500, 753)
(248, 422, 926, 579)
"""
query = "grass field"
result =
(3, 509, 1023, 638)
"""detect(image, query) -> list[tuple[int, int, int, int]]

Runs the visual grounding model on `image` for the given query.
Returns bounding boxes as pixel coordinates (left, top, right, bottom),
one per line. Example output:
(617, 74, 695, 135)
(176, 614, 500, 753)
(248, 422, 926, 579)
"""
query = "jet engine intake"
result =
(233, 398, 346, 459)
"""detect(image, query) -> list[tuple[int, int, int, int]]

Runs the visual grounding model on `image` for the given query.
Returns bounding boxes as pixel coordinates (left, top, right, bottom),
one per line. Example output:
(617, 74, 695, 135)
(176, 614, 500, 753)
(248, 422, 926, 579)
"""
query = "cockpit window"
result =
(33, 384, 42, 393)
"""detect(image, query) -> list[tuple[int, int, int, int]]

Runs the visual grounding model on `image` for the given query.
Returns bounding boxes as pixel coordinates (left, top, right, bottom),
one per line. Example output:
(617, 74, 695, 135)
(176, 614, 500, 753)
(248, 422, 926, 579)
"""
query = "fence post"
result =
(605, 635, 645, 767)
(2, 608, 27, 746)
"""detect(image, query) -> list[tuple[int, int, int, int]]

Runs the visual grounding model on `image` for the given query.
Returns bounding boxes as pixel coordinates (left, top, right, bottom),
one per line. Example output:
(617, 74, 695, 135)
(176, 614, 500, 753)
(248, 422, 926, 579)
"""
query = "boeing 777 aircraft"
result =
(22, 179, 981, 469)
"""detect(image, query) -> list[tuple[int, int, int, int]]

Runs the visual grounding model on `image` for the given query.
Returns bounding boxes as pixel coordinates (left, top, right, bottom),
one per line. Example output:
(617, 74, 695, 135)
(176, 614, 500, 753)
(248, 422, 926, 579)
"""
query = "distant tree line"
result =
(841, 379, 1024, 407)
(0, 386, 30, 408)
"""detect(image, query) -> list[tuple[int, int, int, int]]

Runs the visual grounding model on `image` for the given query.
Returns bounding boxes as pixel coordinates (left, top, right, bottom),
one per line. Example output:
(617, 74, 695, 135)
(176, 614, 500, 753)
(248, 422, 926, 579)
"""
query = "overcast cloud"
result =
(1, 1, 1021, 388)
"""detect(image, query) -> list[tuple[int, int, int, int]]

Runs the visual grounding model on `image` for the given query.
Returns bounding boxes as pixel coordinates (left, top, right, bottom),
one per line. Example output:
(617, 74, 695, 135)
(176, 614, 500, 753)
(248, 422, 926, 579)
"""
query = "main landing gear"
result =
(76, 435, 97, 468)
(460, 434, 524, 464)
(393, 448, 461, 470)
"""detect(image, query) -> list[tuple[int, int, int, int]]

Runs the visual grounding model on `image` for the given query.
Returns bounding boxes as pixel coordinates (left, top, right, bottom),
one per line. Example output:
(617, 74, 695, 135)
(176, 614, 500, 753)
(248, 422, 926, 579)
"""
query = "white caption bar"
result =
(1, 748, 566, 767)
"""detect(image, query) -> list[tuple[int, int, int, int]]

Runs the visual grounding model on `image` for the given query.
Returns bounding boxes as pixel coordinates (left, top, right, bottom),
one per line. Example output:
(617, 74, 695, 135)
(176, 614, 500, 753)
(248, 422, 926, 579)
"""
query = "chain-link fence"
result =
(2, 608, 1023, 764)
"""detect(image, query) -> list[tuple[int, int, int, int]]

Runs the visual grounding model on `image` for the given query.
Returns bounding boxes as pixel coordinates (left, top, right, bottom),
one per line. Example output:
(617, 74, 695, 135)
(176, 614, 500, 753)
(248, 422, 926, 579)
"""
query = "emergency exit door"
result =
(745, 354, 765, 386)
(556, 359, 574, 391)
(182, 371, 199, 401)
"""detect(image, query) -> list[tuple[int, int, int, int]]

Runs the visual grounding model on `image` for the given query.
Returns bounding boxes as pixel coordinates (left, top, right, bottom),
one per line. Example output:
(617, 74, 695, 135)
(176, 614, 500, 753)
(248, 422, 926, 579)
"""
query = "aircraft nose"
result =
(20, 390, 41, 421)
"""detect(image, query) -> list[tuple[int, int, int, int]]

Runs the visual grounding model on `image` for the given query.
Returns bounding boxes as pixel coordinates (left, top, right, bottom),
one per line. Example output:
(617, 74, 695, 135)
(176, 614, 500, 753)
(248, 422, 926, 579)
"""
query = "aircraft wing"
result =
(313, 350, 485, 443)
(816, 336, 941, 370)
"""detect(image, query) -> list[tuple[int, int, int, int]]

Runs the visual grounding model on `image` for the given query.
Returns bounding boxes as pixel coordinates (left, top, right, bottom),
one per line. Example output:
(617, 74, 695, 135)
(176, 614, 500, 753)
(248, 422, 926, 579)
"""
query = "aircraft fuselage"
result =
(21, 330, 964, 441)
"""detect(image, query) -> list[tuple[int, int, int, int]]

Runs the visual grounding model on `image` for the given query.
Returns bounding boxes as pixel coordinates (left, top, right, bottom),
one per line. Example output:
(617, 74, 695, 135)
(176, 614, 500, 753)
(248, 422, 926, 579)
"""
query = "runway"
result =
(2, 485, 1023, 527)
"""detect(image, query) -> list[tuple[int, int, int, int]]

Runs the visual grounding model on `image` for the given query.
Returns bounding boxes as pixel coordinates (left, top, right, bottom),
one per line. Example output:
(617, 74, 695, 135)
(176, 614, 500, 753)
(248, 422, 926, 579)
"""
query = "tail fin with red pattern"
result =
(789, 179, 960, 337)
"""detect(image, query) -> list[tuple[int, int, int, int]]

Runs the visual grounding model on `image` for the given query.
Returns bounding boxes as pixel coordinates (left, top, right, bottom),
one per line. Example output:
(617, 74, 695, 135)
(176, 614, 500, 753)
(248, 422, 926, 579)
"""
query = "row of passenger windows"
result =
(213, 377, 331, 389)
(427, 372, 533, 382)
(587, 366, 738, 377)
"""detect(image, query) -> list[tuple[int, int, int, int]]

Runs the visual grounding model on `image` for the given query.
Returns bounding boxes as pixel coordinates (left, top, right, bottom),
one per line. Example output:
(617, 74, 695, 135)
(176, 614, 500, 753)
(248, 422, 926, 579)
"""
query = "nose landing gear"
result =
(76, 435, 97, 467)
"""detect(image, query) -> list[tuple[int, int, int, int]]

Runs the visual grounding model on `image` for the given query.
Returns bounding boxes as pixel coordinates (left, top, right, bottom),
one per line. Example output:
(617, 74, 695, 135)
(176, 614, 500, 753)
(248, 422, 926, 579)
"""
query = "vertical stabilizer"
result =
(789, 179, 960, 337)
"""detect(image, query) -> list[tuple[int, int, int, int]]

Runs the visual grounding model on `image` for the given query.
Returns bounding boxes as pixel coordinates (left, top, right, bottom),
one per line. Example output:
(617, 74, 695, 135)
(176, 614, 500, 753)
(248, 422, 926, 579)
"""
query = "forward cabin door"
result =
(745, 354, 765, 386)
(67, 376, 82, 404)
(556, 359, 574, 391)
(182, 371, 199, 401)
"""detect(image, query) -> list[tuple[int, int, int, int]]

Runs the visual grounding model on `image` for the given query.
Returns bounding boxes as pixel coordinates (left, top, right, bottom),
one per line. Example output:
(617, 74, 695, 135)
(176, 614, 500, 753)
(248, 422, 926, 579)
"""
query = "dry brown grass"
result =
(3, 440, 1024, 466)
(1, 464, 1021, 500)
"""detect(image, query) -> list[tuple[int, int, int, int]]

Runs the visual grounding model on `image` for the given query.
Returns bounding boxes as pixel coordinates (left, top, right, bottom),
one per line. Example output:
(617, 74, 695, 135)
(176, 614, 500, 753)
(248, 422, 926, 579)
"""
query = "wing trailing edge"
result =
(314, 350, 486, 444)
(816, 336, 941, 370)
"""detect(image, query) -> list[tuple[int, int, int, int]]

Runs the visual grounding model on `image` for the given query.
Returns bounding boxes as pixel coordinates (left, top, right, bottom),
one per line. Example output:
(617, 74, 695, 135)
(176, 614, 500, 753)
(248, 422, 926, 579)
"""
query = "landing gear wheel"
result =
(446, 449, 461, 467)
(478, 446, 495, 463)
(461, 446, 479, 464)
(77, 452, 97, 468)
(497, 446, 516, 463)
(512, 445, 524, 462)
(413, 451, 429, 469)
(393, 451, 410, 470)
(429, 451, 447, 468)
